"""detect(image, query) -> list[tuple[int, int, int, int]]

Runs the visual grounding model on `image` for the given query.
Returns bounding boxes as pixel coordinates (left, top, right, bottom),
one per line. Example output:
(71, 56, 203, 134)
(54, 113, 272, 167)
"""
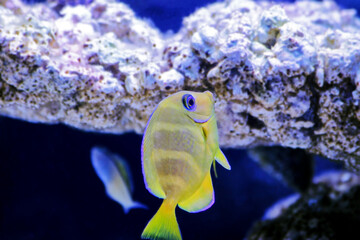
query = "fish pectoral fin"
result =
(215, 149, 231, 170)
(178, 172, 214, 213)
(212, 160, 218, 178)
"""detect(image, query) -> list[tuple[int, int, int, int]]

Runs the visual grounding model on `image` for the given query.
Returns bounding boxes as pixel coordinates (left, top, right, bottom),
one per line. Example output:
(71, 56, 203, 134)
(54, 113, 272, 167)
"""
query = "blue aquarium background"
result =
(0, 0, 357, 239)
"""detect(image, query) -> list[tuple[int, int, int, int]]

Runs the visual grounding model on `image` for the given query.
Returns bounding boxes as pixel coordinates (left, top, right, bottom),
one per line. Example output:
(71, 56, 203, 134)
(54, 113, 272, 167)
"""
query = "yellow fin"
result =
(215, 149, 231, 170)
(141, 199, 181, 240)
(212, 160, 218, 178)
(178, 172, 214, 213)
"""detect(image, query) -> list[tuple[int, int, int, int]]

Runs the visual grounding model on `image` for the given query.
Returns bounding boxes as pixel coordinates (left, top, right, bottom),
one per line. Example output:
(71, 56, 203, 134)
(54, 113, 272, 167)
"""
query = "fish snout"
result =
(205, 91, 214, 104)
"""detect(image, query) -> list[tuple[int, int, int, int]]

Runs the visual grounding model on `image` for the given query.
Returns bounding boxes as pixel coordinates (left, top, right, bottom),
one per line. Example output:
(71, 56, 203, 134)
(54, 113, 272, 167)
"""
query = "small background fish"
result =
(91, 146, 147, 214)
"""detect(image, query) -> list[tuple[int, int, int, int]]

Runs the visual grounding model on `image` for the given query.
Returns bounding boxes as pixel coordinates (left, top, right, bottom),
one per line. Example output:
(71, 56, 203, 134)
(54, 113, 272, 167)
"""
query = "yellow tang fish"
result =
(141, 91, 231, 240)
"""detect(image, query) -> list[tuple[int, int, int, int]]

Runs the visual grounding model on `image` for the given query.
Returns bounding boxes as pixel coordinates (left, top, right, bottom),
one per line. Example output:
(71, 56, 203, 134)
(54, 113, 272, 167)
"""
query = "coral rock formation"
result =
(1, 0, 360, 169)
(246, 171, 360, 240)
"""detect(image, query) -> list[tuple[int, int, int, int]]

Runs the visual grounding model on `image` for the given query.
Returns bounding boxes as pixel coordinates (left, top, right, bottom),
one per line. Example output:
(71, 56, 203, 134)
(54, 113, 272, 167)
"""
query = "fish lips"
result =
(193, 116, 211, 123)
(188, 113, 212, 123)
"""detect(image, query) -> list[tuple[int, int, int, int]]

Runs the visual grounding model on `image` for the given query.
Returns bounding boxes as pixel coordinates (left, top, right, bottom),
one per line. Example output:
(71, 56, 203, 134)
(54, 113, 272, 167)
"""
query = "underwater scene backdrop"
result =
(0, 0, 359, 239)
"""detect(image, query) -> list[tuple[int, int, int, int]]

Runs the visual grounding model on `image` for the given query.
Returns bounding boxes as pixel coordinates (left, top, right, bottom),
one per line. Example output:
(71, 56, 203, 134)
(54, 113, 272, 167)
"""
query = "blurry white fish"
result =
(91, 146, 147, 214)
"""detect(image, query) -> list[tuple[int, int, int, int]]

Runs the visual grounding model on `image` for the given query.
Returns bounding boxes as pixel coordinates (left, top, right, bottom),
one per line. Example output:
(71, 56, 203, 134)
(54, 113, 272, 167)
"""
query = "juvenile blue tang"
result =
(141, 91, 231, 240)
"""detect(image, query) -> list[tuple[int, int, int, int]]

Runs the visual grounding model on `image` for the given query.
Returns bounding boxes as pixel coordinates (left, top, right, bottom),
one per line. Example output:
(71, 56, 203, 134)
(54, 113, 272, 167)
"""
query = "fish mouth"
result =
(188, 113, 211, 123)
(193, 116, 211, 123)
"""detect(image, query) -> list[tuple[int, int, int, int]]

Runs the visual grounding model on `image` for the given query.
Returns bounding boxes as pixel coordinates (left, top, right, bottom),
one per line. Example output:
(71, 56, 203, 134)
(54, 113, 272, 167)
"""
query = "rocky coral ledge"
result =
(1, 0, 360, 169)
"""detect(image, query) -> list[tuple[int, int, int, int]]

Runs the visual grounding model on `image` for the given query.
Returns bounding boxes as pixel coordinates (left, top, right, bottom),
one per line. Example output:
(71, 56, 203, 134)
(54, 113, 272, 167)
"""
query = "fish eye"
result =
(182, 94, 196, 111)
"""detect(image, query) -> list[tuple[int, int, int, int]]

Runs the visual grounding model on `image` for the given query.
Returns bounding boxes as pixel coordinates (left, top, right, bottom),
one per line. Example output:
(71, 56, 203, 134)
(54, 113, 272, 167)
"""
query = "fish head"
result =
(167, 91, 215, 124)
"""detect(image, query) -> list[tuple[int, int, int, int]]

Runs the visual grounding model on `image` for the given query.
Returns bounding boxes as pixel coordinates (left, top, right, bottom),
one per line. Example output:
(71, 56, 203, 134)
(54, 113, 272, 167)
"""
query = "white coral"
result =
(1, 0, 360, 170)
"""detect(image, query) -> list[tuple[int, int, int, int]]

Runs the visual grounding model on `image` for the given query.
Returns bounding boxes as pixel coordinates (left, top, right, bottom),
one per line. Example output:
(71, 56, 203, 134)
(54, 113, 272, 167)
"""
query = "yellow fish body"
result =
(141, 91, 231, 240)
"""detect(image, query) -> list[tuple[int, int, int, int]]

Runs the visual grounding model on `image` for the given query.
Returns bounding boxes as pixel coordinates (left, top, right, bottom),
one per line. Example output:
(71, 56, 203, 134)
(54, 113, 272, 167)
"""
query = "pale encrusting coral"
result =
(1, 0, 360, 169)
(246, 171, 360, 240)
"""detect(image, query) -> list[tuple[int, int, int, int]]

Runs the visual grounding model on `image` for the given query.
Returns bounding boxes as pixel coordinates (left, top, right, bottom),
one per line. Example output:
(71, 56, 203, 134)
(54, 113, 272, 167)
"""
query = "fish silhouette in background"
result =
(141, 91, 231, 240)
(91, 146, 147, 214)
(247, 146, 314, 193)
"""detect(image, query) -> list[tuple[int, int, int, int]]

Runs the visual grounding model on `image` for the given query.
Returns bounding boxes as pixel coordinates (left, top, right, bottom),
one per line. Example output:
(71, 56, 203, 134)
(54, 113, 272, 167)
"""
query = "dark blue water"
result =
(0, 117, 342, 240)
(0, 0, 355, 239)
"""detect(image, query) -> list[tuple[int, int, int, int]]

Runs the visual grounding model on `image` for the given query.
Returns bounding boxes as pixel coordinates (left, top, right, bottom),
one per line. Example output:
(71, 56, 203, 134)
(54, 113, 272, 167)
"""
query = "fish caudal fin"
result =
(123, 201, 148, 214)
(141, 200, 181, 240)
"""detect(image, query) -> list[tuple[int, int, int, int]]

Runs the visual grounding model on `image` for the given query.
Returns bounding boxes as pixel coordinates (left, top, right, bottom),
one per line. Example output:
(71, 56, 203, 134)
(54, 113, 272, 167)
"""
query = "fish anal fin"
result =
(215, 149, 231, 170)
(178, 172, 214, 213)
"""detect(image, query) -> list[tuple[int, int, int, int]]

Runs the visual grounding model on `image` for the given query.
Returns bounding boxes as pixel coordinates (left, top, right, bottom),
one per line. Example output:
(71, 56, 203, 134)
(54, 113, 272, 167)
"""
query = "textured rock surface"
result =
(246, 171, 360, 240)
(1, 0, 360, 169)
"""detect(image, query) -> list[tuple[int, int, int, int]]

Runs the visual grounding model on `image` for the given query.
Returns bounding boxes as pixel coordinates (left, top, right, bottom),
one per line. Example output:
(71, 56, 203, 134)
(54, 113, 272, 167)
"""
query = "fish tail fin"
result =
(123, 201, 148, 214)
(141, 199, 181, 240)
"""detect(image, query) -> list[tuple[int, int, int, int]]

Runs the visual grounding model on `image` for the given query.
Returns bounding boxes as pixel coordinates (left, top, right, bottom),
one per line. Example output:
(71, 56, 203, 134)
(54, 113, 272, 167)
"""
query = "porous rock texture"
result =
(246, 171, 360, 240)
(1, 0, 360, 169)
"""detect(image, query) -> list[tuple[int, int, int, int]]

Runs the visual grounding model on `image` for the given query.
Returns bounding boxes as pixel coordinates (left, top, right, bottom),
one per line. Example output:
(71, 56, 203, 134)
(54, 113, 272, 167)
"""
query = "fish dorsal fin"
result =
(141, 105, 166, 198)
(113, 155, 134, 193)
(215, 149, 231, 170)
(178, 172, 214, 213)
